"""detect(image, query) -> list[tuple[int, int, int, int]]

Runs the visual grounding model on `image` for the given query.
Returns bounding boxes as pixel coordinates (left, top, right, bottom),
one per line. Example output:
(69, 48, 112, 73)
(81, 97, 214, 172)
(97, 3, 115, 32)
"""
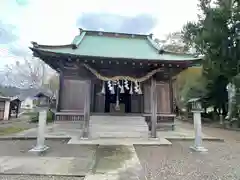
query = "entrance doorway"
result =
(104, 86, 131, 113)
(92, 82, 143, 114)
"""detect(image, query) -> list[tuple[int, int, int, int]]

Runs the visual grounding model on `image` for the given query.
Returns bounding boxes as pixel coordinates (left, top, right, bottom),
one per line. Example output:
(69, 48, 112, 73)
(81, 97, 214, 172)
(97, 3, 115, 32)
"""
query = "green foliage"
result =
(182, 0, 240, 111)
(30, 110, 54, 123)
(180, 76, 208, 104)
(233, 73, 240, 111)
(29, 112, 39, 123)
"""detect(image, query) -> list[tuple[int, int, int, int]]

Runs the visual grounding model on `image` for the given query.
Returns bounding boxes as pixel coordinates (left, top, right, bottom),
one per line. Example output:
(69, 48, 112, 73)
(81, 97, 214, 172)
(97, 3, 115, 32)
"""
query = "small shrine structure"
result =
(30, 29, 201, 137)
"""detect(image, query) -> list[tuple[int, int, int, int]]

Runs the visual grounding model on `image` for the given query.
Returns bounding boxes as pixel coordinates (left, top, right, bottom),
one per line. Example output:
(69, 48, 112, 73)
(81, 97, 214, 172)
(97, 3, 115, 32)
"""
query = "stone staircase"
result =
(89, 115, 149, 139)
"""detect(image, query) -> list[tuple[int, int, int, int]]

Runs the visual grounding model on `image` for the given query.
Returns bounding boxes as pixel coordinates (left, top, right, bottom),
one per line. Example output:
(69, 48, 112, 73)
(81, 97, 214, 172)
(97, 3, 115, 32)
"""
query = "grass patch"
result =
(0, 127, 28, 136)
(23, 112, 34, 115)
(22, 111, 37, 116)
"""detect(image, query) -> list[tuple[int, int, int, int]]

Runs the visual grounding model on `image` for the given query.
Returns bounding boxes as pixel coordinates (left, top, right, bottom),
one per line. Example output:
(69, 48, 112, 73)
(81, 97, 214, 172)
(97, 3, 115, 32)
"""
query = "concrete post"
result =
(219, 109, 223, 125)
(82, 81, 91, 139)
(190, 111, 208, 152)
(29, 110, 49, 153)
(3, 100, 10, 120)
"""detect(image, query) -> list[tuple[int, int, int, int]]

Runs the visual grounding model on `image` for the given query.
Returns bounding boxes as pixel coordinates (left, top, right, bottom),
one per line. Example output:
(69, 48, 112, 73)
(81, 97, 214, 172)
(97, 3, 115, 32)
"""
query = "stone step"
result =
(90, 129, 148, 132)
(89, 125, 147, 128)
(89, 115, 149, 139)
(90, 121, 147, 124)
(90, 121, 147, 123)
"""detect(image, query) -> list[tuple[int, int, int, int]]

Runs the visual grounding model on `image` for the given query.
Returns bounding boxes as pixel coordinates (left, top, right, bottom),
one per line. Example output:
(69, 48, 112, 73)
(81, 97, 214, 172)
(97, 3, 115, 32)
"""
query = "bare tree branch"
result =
(2, 57, 51, 89)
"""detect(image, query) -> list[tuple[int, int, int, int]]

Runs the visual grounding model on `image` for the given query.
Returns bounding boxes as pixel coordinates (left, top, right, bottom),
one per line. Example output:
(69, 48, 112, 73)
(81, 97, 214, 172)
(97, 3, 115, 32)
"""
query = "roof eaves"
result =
(31, 41, 76, 50)
(0, 96, 10, 101)
(32, 48, 202, 63)
(10, 96, 20, 101)
(35, 89, 52, 97)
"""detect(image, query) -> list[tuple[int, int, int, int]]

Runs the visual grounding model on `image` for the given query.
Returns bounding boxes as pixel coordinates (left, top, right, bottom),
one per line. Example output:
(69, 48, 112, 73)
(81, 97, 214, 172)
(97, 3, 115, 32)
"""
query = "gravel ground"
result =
(0, 175, 84, 180)
(180, 121, 240, 142)
(135, 123, 240, 180)
(135, 141, 240, 180)
(0, 140, 97, 157)
(0, 119, 239, 180)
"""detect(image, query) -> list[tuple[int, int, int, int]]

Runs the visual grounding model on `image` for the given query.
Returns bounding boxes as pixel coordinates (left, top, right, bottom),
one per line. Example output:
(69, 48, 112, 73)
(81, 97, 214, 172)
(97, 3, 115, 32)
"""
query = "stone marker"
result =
(188, 98, 208, 152)
(190, 110, 208, 152)
(29, 110, 49, 153)
(219, 109, 223, 125)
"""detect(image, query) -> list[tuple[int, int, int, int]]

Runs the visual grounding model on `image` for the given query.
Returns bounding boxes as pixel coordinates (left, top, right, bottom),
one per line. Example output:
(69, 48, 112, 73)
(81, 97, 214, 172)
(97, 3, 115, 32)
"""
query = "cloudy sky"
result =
(0, 0, 199, 68)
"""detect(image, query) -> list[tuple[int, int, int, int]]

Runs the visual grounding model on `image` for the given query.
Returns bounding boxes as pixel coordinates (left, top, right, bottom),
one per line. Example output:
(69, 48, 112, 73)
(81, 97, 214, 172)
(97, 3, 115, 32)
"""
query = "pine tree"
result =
(182, 0, 240, 114)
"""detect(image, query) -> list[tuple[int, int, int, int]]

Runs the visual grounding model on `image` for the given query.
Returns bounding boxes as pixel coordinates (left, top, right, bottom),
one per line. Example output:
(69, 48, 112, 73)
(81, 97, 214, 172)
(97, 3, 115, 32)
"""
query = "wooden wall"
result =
(131, 95, 143, 113)
(93, 82, 105, 113)
(0, 101, 5, 120)
(59, 77, 171, 114)
(144, 81, 171, 114)
(60, 78, 88, 112)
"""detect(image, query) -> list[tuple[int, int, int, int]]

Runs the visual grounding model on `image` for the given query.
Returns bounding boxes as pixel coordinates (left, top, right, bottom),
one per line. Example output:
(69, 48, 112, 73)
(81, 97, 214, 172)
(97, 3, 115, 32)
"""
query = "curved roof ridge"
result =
(79, 28, 149, 38)
(71, 31, 86, 48)
(161, 49, 199, 57)
(146, 35, 162, 52)
(146, 37, 200, 57)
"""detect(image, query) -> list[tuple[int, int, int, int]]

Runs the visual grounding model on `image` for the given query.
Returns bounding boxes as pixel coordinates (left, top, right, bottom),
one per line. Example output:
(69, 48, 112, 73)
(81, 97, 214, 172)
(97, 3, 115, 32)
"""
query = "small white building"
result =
(0, 96, 10, 121)
(19, 90, 52, 110)
(20, 96, 35, 109)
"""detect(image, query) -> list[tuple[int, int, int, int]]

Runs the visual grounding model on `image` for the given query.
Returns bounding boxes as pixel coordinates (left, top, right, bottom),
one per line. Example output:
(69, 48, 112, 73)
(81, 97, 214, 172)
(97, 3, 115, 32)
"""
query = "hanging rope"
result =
(83, 63, 163, 82)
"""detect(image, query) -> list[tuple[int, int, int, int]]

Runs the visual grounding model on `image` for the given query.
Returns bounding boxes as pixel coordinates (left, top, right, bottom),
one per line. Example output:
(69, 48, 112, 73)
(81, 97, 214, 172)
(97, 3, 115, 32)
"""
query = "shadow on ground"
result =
(93, 145, 133, 173)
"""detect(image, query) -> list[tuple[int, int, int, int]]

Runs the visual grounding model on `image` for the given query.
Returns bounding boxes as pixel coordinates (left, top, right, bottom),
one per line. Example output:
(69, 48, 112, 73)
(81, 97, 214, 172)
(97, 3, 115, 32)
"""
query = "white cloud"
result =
(0, 0, 199, 67)
(14, 0, 200, 44)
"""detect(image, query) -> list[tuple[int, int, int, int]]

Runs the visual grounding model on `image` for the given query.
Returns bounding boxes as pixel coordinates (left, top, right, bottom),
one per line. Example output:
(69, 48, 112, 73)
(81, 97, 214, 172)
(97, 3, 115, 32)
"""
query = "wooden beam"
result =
(169, 68, 174, 113)
(56, 71, 64, 111)
(82, 80, 91, 138)
(150, 77, 157, 138)
(90, 82, 95, 113)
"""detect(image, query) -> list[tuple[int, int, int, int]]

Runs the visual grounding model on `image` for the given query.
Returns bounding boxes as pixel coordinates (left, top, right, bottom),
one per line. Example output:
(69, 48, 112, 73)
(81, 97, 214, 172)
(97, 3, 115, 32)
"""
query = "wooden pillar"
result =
(169, 69, 174, 113)
(56, 71, 64, 112)
(141, 94, 144, 113)
(82, 80, 91, 138)
(150, 77, 157, 138)
(90, 82, 95, 113)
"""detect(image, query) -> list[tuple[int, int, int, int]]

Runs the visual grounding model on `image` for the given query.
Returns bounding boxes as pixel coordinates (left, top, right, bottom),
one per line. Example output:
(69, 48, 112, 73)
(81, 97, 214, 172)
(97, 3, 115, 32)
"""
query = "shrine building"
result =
(30, 29, 201, 138)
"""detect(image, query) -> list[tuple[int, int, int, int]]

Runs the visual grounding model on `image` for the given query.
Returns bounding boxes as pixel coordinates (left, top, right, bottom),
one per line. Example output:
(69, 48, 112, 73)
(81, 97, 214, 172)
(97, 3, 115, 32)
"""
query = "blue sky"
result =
(0, 0, 199, 68)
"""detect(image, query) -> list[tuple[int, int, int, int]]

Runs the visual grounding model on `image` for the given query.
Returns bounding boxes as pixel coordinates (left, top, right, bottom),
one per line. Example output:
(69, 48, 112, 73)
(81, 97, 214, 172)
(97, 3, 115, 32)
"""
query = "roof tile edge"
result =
(78, 28, 149, 38)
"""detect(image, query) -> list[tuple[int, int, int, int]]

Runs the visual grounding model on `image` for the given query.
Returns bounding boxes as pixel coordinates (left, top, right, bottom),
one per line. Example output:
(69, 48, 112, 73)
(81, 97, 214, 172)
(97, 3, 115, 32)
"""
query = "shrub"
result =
(47, 110, 54, 123)
(30, 112, 39, 123)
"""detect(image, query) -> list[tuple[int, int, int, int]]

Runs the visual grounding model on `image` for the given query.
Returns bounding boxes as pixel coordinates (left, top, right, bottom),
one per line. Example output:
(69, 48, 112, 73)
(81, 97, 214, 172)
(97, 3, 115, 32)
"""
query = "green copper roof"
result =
(31, 29, 201, 61)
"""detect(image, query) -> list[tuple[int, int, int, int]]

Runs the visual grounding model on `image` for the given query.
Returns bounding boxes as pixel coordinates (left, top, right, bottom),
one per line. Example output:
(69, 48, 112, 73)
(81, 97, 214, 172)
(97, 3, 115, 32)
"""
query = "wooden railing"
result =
(55, 111, 84, 121)
(143, 113, 176, 130)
